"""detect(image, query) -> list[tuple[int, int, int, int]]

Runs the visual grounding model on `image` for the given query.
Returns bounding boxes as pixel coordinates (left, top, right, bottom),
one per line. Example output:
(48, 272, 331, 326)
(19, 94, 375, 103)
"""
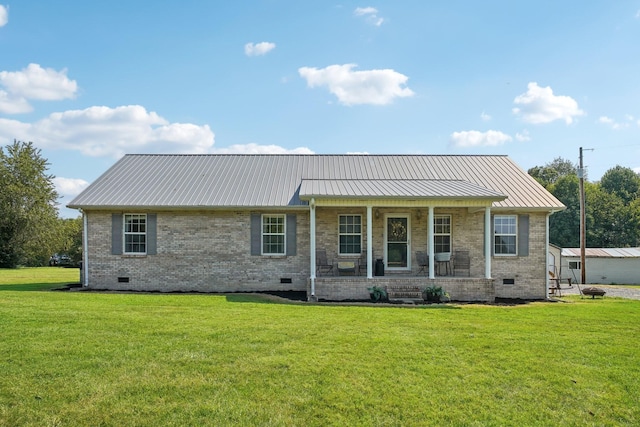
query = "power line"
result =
(589, 143, 640, 150)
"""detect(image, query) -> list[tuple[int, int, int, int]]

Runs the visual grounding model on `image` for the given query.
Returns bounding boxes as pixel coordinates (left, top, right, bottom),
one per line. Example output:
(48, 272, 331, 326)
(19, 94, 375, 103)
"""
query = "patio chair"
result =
(316, 249, 334, 276)
(358, 253, 372, 276)
(337, 260, 358, 276)
(434, 252, 452, 276)
(453, 250, 470, 277)
(416, 251, 429, 276)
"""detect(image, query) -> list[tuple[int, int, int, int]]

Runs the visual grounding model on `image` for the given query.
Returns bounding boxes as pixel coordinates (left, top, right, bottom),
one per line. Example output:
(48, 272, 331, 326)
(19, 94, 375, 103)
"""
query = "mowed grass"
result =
(0, 266, 80, 291)
(1, 269, 639, 426)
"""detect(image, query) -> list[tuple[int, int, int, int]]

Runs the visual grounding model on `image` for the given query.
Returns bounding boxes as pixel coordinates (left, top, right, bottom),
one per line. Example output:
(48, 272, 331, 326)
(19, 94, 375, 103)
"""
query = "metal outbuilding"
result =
(560, 247, 640, 285)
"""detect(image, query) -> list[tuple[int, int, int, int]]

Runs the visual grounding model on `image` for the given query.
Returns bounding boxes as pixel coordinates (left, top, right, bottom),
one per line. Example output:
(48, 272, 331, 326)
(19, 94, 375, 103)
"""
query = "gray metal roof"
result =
(68, 154, 565, 210)
(299, 179, 506, 200)
(562, 248, 640, 258)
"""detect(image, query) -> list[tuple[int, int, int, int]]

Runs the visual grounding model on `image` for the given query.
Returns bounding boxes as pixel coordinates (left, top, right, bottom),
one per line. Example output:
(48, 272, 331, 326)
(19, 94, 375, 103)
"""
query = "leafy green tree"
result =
(54, 217, 83, 264)
(531, 159, 640, 248)
(0, 140, 59, 267)
(599, 165, 640, 205)
(547, 174, 580, 247)
(584, 183, 629, 247)
(528, 157, 577, 188)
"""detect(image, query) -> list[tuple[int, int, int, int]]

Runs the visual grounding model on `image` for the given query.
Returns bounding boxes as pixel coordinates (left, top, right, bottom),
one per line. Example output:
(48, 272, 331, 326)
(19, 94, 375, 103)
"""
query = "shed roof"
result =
(68, 154, 565, 210)
(299, 179, 506, 200)
(562, 248, 640, 258)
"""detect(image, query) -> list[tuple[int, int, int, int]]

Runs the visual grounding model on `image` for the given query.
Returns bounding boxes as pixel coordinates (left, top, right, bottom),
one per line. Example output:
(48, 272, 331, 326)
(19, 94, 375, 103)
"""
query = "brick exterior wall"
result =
(85, 208, 548, 300)
(86, 210, 310, 292)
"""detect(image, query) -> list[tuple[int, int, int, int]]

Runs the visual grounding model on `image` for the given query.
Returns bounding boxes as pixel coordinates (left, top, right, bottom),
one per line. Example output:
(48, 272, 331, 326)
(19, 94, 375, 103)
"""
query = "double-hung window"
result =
(569, 261, 581, 270)
(262, 214, 286, 255)
(494, 215, 517, 255)
(124, 214, 147, 254)
(339, 215, 362, 255)
(434, 215, 451, 253)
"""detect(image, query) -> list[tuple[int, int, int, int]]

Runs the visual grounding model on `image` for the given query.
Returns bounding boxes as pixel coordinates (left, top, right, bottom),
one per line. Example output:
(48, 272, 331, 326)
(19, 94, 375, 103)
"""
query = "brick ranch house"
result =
(68, 154, 565, 302)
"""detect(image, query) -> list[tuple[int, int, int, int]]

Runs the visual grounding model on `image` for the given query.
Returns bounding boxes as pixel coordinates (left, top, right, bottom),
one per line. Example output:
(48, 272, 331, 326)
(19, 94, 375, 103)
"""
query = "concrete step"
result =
(387, 285, 423, 302)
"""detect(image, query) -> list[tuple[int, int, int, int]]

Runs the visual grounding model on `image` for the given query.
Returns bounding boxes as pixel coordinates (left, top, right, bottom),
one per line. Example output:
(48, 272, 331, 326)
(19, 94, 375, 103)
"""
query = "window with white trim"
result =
(434, 215, 451, 253)
(569, 261, 581, 270)
(339, 215, 362, 254)
(494, 215, 517, 255)
(262, 214, 286, 255)
(124, 214, 147, 254)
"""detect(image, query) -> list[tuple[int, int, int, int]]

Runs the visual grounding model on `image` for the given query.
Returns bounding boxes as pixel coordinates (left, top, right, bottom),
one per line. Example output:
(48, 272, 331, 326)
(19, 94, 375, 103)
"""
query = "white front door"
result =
(385, 214, 410, 270)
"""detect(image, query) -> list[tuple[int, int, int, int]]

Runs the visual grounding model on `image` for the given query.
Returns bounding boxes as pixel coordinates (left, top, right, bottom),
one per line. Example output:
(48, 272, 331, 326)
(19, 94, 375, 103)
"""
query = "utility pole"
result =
(578, 147, 587, 284)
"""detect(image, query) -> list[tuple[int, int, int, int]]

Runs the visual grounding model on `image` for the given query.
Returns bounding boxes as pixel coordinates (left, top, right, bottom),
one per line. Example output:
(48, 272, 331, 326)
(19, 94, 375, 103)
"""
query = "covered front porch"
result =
(299, 178, 509, 302)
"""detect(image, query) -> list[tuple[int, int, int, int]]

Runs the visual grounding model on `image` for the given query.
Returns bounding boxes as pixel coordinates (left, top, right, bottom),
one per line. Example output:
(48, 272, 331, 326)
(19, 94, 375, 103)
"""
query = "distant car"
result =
(49, 254, 73, 267)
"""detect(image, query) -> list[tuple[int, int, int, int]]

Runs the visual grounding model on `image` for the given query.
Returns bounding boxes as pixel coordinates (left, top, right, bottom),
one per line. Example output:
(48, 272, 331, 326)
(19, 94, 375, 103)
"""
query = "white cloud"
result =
(0, 5, 8, 27)
(515, 130, 531, 142)
(597, 116, 625, 130)
(480, 111, 491, 121)
(0, 105, 215, 158)
(449, 130, 512, 148)
(54, 177, 90, 218)
(597, 115, 639, 130)
(53, 177, 89, 197)
(512, 82, 584, 124)
(0, 90, 32, 113)
(0, 63, 78, 113)
(298, 63, 414, 106)
(0, 63, 77, 100)
(597, 116, 614, 125)
(0, 104, 315, 159)
(212, 143, 313, 154)
(244, 42, 276, 57)
(354, 6, 384, 26)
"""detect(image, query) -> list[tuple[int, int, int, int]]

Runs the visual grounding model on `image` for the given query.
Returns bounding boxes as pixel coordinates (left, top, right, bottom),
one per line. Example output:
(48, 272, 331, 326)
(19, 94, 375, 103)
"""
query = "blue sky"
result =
(1, 1, 640, 218)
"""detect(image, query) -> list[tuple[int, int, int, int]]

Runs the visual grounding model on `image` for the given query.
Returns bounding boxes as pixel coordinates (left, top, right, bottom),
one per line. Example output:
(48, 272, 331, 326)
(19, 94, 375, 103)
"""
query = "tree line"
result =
(529, 157, 640, 248)
(0, 140, 82, 268)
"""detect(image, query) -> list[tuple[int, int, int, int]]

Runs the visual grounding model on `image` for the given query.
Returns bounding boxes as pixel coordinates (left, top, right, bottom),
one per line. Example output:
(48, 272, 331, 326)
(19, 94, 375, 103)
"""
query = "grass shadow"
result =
(0, 283, 75, 292)
(225, 293, 288, 304)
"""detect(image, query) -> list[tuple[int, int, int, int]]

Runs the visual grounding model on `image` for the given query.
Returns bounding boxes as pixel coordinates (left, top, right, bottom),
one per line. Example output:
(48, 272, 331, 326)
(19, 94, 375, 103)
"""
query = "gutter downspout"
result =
(309, 198, 316, 299)
(545, 212, 550, 299)
(82, 209, 89, 287)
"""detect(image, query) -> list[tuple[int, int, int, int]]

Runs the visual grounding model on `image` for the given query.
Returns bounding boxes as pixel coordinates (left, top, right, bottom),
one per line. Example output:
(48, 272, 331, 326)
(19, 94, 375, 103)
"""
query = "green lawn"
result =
(1, 269, 639, 426)
(0, 266, 80, 291)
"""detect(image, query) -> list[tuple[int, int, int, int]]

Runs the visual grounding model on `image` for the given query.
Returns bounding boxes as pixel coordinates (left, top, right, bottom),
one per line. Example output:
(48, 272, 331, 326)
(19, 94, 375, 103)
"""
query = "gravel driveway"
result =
(556, 285, 640, 300)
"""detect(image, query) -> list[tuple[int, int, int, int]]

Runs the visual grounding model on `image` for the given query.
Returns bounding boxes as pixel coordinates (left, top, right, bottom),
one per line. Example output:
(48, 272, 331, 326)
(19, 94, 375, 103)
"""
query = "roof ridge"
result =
(123, 153, 510, 158)
(301, 178, 470, 181)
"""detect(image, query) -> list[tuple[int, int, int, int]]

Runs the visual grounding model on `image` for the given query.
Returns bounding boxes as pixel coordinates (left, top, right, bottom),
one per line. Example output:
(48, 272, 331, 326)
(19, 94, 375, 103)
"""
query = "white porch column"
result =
(428, 206, 435, 279)
(310, 198, 316, 297)
(485, 206, 492, 279)
(367, 205, 373, 278)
